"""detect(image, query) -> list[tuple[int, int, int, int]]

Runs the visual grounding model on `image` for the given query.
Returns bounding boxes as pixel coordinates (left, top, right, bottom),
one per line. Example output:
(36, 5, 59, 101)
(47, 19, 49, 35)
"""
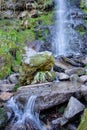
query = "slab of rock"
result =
(64, 96, 85, 119)
(54, 59, 72, 72)
(15, 81, 82, 110)
(65, 67, 86, 76)
(0, 84, 15, 92)
(56, 72, 69, 81)
(0, 92, 13, 102)
(79, 75, 87, 83)
(52, 117, 68, 126)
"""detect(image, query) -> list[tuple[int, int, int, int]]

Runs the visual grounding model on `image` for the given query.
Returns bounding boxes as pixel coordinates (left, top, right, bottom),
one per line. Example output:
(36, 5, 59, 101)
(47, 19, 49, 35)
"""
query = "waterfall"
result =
(52, 0, 82, 56)
(6, 95, 47, 130)
(53, 0, 67, 56)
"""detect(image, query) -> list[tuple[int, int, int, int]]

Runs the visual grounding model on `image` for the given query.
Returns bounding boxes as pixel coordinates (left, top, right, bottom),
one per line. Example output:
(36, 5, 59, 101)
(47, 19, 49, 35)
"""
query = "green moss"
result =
(80, 0, 87, 14)
(78, 109, 87, 130)
(75, 25, 87, 36)
(0, 2, 53, 79)
(0, 108, 6, 129)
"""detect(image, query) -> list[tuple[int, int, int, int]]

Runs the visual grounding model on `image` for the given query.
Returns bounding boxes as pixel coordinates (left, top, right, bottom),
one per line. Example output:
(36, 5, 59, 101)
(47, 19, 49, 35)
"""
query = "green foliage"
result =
(77, 109, 87, 130)
(32, 71, 56, 84)
(80, 0, 87, 14)
(0, 108, 6, 129)
(75, 25, 87, 35)
(13, 83, 20, 92)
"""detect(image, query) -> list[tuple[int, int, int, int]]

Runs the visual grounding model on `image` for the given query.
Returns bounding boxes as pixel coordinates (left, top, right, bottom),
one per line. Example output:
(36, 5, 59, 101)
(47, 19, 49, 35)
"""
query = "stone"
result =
(80, 85, 87, 101)
(0, 84, 15, 92)
(64, 96, 85, 119)
(8, 73, 20, 84)
(54, 59, 72, 72)
(56, 72, 69, 81)
(0, 10, 14, 19)
(52, 117, 68, 126)
(65, 67, 86, 76)
(0, 92, 13, 102)
(79, 75, 87, 83)
(68, 124, 77, 130)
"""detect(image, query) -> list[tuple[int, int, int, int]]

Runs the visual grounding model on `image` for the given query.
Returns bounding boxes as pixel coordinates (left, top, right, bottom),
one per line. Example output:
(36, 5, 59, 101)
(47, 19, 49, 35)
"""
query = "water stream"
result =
(6, 95, 47, 130)
(53, 0, 82, 56)
(53, 0, 67, 56)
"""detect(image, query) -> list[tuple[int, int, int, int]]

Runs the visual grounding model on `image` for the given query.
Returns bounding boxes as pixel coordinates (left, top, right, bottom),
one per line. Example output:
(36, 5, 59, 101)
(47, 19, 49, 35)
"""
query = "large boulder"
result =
(20, 50, 54, 85)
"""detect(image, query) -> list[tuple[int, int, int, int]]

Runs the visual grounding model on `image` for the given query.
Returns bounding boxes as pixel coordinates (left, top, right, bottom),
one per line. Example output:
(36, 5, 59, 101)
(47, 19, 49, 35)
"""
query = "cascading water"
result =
(53, 0, 67, 56)
(53, 0, 82, 56)
(6, 95, 47, 130)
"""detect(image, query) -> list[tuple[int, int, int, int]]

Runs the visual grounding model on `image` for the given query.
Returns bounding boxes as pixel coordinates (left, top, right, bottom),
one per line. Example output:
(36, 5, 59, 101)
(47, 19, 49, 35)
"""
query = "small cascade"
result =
(6, 95, 47, 130)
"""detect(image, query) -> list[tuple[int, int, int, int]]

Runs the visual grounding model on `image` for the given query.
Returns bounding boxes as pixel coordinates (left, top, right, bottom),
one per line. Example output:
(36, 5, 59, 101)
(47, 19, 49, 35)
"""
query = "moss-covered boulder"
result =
(0, 108, 7, 129)
(0, 54, 12, 79)
(20, 51, 54, 85)
(78, 109, 87, 130)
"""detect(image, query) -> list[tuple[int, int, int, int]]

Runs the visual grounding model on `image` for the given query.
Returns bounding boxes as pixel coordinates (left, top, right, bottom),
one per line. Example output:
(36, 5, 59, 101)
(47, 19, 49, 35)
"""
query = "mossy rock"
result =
(20, 51, 54, 85)
(78, 109, 87, 130)
(0, 54, 12, 79)
(0, 108, 7, 129)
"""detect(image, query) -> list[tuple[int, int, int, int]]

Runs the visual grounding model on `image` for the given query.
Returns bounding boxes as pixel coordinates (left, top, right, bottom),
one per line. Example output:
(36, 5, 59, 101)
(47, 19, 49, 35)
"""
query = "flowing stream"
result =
(6, 95, 47, 130)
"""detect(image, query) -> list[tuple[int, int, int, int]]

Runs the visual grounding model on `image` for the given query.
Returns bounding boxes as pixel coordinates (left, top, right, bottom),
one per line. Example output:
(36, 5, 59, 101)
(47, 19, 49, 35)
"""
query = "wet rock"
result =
(80, 85, 87, 101)
(64, 96, 85, 119)
(8, 73, 19, 84)
(65, 67, 86, 76)
(82, 58, 87, 65)
(25, 40, 44, 52)
(54, 59, 72, 72)
(61, 56, 85, 67)
(56, 72, 69, 81)
(52, 117, 68, 126)
(11, 123, 26, 130)
(0, 79, 10, 84)
(79, 75, 87, 83)
(68, 124, 77, 130)
(0, 84, 15, 92)
(0, 92, 13, 102)
(25, 117, 40, 130)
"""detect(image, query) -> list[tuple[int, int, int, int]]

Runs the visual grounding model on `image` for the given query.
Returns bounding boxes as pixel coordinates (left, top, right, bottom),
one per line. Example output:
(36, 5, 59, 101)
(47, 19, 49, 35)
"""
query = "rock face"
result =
(20, 51, 54, 85)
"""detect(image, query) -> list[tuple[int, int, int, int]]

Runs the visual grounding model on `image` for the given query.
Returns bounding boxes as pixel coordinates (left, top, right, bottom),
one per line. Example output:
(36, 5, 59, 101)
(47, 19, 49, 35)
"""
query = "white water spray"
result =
(7, 95, 47, 130)
(53, 0, 68, 56)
